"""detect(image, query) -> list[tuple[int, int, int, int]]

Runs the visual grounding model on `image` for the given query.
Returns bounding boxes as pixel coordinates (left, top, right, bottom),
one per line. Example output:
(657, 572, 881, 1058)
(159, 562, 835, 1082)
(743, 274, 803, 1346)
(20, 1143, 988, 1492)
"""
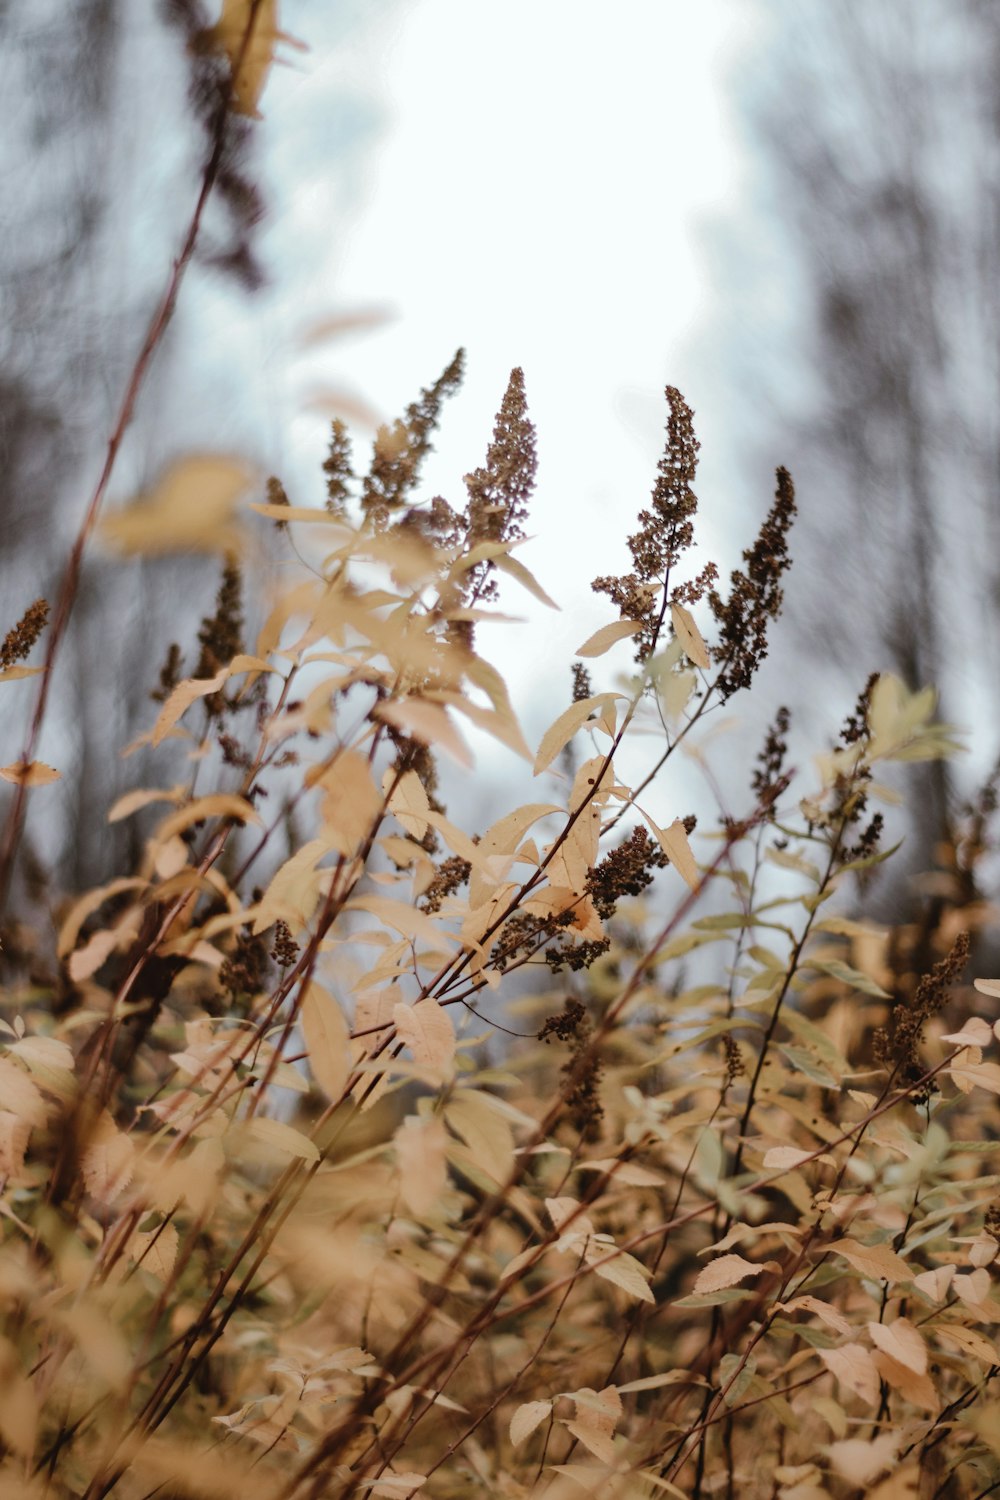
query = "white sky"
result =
(227, 0, 769, 816)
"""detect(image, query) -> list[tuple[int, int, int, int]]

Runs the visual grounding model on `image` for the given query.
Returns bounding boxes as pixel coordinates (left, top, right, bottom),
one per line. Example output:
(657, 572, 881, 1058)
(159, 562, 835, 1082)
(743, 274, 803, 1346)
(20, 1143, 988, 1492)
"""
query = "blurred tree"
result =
(735, 0, 1000, 899)
(0, 2, 387, 904)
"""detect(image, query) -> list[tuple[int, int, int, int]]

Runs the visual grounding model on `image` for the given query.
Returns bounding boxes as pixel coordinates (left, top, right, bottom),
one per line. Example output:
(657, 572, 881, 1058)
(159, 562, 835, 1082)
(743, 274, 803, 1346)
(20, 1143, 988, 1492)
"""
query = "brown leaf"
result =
(871, 1350, 938, 1409)
(829, 1238, 912, 1284)
(649, 816, 700, 890)
(693, 1254, 769, 1295)
(393, 998, 455, 1072)
(509, 1400, 551, 1448)
(102, 455, 252, 555)
(819, 1343, 879, 1405)
(81, 1112, 135, 1206)
(0, 760, 60, 786)
(533, 694, 622, 775)
(670, 601, 711, 668)
(300, 982, 350, 1103)
(575, 619, 643, 658)
(867, 1317, 927, 1375)
(395, 1115, 449, 1218)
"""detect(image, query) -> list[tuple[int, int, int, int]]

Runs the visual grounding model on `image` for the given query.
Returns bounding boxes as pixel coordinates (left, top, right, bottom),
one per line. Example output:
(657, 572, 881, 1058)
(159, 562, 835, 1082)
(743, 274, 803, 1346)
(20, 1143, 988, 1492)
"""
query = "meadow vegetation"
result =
(0, 7, 998, 1498)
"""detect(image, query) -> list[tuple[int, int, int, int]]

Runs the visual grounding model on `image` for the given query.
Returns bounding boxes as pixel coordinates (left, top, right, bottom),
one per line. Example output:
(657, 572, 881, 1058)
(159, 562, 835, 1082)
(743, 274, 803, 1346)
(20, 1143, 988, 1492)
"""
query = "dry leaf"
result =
(509, 1400, 551, 1447)
(913, 1265, 955, 1301)
(562, 1386, 621, 1463)
(0, 1112, 30, 1178)
(589, 1247, 655, 1303)
(933, 1322, 999, 1366)
(300, 982, 350, 1102)
(81, 1112, 135, 1206)
(0, 760, 60, 786)
(102, 455, 252, 555)
(941, 1017, 993, 1048)
(871, 1349, 937, 1409)
(0, 1057, 47, 1128)
(130, 1222, 179, 1282)
(670, 601, 711, 668)
(827, 1433, 897, 1487)
(374, 698, 472, 769)
(818, 1343, 879, 1405)
(867, 1317, 927, 1375)
(780, 1295, 851, 1336)
(693, 1254, 770, 1295)
(533, 694, 622, 776)
(575, 619, 643, 658)
(151, 670, 229, 747)
(244, 1117, 319, 1163)
(829, 1238, 912, 1284)
(763, 1146, 815, 1171)
(395, 1115, 449, 1218)
(650, 817, 700, 890)
(393, 998, 455, 1072)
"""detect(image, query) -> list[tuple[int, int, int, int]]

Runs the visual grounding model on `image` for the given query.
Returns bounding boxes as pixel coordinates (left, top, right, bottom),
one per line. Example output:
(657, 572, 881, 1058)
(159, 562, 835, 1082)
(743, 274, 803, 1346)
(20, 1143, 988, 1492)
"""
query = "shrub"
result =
(1, 11, 998, 1500)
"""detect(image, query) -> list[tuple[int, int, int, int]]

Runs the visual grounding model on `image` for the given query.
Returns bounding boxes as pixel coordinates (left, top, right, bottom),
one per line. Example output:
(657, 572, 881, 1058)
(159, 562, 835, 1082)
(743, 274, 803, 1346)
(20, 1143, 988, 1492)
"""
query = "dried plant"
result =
(0, 11, 997, 1500)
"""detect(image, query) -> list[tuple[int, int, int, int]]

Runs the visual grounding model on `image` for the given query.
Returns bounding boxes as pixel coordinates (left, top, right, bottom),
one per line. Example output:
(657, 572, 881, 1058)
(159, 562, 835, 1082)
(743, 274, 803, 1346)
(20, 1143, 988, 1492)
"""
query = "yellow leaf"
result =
(394, 1115, 449, 1217)
(589, 1247, 655, 1303)
(575, 619, 643, 658)
(780, 1295, 851, 1336)
(81, 1112, 135, 1206)
(393, 998, 455, 1072)
(533, 694, 622, 776)
(829, 1238, 912, 1284)
(363, 1474, 427, 1497)
(913, 1265, 955, 1301)
(448, 697, 532, 762)
(151, 669, 229, 747)
(867, 1466, 920, 1500)
(562, 1386, 621, 1463)
(130, 1222, 179, 1282)
(374, 698, 472, 768)
(649, 816, 700, 891)
(253, 839, 329, 934)
(156, 794, 263, 840)
(509, 1399, 551, 1447)
(870, 1349, 937, 1409)
(670, 602, 711, 668)
(300, 982, 349, 1102)
(0, 1111, 30, 1178)
(489, 549, 559, 609)
(384, 768, 431, 840)
(933, 1322, 999, 1366)
(101, 455, 252, 555)
(314, 750, 383, 856)
(0, 1058, 46, 1128)
(108, 785, 186, 823)
(57, 875, 146, 957)
(827, 1433, 898, 1488)
(0, 760, 60, 786)
(0, 665, 42, 683)
(692, 1254, 769, 1295)
(763, 1146, 815, 1171)
(348, 894, 454, 951)
(243, 1116, 319, 1162)
(818, 1343, 879, 1405)
(941, 1017, 993, 1048)
(949, 1060, 1000, 1095)
(446, 1090, 514, 1185)
(0, 1337, 36, 1456)
(867, 1317, 926, 1375)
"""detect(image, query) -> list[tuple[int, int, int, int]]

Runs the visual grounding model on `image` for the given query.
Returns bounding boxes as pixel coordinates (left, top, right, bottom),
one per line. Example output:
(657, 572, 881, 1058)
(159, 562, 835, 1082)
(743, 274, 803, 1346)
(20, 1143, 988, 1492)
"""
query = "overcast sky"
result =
(242, 1, 764, 775)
